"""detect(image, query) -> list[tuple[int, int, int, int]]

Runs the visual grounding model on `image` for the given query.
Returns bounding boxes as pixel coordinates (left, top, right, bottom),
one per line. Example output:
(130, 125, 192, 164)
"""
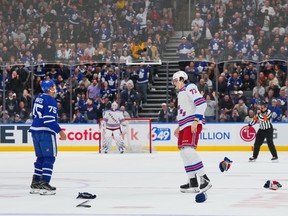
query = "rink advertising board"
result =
(0, 123, 287, 151)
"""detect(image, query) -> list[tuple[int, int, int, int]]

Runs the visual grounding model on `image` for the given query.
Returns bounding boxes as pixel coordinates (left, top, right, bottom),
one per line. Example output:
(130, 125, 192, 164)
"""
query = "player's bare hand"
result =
(191, 121, 198, 134)
(174, 127, 179, 138)
(59, 130, 67, 140)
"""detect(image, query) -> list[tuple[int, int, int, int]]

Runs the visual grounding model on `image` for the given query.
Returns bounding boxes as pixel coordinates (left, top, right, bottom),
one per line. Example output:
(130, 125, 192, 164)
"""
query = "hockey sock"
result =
(180, 147, 206, 179)
(34, 157, 44, 181)
(42, 157, 55, 183)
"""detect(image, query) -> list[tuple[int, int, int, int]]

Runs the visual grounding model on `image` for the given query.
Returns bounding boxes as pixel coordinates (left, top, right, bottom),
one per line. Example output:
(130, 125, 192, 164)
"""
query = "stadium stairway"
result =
(138, 32, 184, 121)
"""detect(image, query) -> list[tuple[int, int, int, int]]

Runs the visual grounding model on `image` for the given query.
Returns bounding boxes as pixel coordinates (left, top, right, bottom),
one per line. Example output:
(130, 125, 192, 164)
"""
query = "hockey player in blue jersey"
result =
(29, 79, 67, 195)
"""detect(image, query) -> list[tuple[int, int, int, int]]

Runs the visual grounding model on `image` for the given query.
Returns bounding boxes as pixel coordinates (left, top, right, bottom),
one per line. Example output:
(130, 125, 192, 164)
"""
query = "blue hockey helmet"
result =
(41, 80, 55, 93)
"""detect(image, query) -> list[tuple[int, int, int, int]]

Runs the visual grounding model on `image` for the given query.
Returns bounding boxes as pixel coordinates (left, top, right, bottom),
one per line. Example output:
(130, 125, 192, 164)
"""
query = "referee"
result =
(248, 101, 278, 162)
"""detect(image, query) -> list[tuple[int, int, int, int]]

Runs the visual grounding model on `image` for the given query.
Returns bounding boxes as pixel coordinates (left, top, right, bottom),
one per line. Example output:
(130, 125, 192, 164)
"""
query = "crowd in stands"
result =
(175, 0, 288, 123)
(0, 0, 173, 123)
(0, 0, 287, 124)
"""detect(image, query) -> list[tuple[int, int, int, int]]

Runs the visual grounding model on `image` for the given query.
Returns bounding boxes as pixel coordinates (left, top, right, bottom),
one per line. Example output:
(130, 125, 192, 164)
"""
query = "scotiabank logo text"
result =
(0, 126, 30, 143)
(0, 126, 101, 144)
(61, 128, 101, 140)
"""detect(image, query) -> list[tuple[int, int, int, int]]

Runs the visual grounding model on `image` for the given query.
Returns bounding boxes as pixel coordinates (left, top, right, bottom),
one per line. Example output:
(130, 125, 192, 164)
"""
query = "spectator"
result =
(102, 68, 118, 99)
(191, 12, 204, 31)
(268, 99, 282, 122)
(119, 73, 131, 91)
(5, 91, 18, 116)
(158, 102, 176, 122)
(176, 36, 195, 61)
(18, 101, 29, 122)
(167, 100, 177, 122)
(135, 64, 149, 105)
(227, 72, 243, 93)
(84, 43, 96, 58)
(84, 98, 98, 123)
(0, 110, 11, 123)
(98, 23, 112, 50)
(154, 33, 166, 58)
(13, 113, 24, 123)
(71, 109, 87, 123)
(185, 61, 199, 84)
(242, 74, 255, 91)
(208, 32, 223, 61)
(20, 89, 32, 113)
(205, 92, 218, 122)
(97, 42, 107, 56)
(146, 38, 160, 61)
(119, 50, 132, 64)
(9, 70, 23, 100)
(281, 110, 288, 122)
(87, 79, 101, 101)
(100, 81, 113, 101)
(235, 90, 247, 105)
(244, 109, 255, 122)
(120, 105, 131, 118)
(232, 99, 248, 122)
(219, 94, 234, 121)
(25, 112, 33, 124)
(197, 79, 209, 95)
(59, 113, 69, 123)
(265, 89, 275, 105)
(120, 80, 139, 118)
(78, 75, 91, 89)
(216, 75, 228, 99)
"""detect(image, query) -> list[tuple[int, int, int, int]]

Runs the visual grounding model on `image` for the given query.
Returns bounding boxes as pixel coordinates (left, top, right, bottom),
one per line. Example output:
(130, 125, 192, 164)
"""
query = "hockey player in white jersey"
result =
(172, 70, 212, 193)
(101, 101, 126, 153)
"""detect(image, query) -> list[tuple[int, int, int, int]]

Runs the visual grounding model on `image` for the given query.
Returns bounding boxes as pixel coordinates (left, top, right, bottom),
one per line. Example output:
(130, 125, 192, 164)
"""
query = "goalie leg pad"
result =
(114, 129, 125, 153)
(102, 129, 113, 153)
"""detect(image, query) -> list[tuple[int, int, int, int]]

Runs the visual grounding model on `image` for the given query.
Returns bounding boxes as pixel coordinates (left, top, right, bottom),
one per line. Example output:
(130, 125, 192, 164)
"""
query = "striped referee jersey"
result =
(249, 109, 273, 130)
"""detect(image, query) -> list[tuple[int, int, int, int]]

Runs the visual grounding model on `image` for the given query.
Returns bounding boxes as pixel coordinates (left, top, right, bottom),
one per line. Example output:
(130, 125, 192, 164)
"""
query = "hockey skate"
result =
(200, 175, 212, 192)
(180, 177, 200, 193)
(271, 157, 279, 163)
(249, 157, 257, 162)
(39, 181, 56, 195)
(30, 175, 41, 194)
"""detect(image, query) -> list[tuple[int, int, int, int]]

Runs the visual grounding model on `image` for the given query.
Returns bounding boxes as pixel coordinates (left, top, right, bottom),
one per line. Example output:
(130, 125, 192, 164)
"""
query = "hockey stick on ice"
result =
(76, 200, 91, 208)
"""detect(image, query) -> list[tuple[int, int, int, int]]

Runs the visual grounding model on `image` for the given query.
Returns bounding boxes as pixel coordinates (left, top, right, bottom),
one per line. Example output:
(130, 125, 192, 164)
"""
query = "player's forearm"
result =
(45, 122, 62, 134)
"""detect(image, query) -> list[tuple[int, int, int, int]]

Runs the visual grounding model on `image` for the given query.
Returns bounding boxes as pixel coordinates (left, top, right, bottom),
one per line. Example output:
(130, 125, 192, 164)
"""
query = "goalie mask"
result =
(111, 101, 118, 111)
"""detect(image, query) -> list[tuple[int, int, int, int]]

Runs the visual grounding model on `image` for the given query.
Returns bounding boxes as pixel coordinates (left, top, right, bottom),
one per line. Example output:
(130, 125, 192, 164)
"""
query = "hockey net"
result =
(99, 118, 153, 153)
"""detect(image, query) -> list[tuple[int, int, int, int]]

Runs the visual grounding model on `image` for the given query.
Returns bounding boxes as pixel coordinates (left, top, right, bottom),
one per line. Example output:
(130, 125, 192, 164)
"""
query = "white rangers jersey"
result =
(177, 83, 207, 130)
(102, 109, 125, 130)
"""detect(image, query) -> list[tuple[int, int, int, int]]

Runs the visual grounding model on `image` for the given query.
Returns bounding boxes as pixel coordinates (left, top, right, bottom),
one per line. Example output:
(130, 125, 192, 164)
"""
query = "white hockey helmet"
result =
(111, 101, 118, 110)
(172, 70, 188, 83)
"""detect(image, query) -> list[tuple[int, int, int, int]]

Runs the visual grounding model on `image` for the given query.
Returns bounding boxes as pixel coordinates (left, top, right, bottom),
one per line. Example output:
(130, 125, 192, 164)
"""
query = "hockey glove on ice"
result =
(77, 192, 96, 199)
(219, 157, 233, 172)
(195, 192, 207, 203)
(264, 180, 282, 190)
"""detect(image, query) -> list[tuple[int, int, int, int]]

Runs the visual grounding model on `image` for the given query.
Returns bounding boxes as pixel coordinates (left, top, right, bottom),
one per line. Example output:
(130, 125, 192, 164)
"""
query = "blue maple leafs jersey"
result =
(29, 94, 62, 134)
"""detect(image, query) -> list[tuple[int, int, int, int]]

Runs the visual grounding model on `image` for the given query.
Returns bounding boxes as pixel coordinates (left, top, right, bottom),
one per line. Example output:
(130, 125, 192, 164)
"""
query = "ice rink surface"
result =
(0, 151, 287, 216)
